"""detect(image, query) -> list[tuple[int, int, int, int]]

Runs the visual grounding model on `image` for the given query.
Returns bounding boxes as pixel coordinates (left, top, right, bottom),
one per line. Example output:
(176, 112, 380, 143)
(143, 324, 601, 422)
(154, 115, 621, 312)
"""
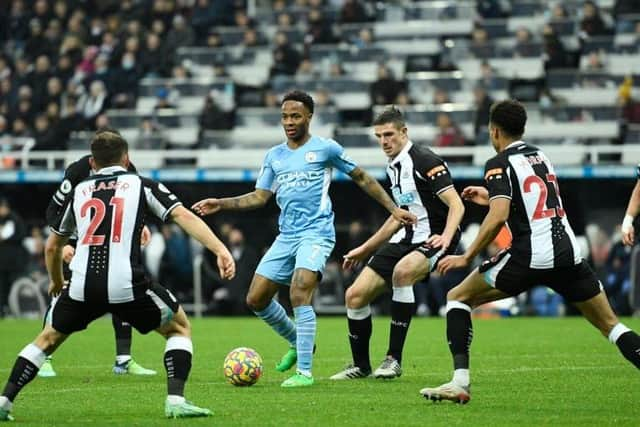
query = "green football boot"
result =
(165, 400, 212, 419)
(281, 372, 314, 388)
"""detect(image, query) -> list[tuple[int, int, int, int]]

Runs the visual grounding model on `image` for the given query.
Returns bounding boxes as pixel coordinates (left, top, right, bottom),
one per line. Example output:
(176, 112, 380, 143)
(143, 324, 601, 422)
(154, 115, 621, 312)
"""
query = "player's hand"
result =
(391, 207, 417, 225)
(437, 254, 469, 275)
(48, 281, 66, 297)
(216, 249, 236, 280)
(140, 225, 152, 247)
(342, 245, 371, 270)
(461, 186, 490, 206)
(191, 198, 222, 216)
(424, 234, 451, 253)
(622, 215, 635, 246)
(62, 245, 75, 264)
(622, 227, 635, 246)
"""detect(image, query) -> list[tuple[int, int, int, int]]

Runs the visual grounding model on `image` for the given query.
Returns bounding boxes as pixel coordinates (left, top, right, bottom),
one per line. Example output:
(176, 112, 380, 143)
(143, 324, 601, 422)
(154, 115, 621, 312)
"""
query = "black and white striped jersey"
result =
(46, 155, 137, 227)
(387, 141, 456, 244)
(51, 166, 181, 304)
(484, 140, 581, 269)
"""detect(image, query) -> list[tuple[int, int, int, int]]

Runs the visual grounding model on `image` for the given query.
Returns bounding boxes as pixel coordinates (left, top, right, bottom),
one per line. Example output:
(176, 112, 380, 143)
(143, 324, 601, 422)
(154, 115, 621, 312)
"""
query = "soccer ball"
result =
(223, 347, 263, 386)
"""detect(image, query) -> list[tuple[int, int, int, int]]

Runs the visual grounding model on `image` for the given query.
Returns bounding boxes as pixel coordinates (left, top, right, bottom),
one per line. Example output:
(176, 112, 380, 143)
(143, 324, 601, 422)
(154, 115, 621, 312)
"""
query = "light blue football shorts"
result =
(255, 234, 335, 286)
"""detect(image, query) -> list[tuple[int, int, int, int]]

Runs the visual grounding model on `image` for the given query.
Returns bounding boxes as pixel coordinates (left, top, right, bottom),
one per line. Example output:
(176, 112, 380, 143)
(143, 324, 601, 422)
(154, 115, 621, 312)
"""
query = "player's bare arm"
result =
(622, 180, 640, 246)
(44, 232, 70, 296)
(461, 186, 490, 206)
(343, 215, 402, 270)
(191, 189, 273, 216)
(170, 205, 236, 280)
(437, 197, 510, 274)
(425, 187, 465, 252)
(348, 166, 417, 225)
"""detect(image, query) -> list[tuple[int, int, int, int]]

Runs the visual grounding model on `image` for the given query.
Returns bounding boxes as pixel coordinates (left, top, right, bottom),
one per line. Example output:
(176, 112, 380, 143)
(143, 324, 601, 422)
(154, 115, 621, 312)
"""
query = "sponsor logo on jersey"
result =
(276, 170, 324, 188)
(392, 187, 415, 205)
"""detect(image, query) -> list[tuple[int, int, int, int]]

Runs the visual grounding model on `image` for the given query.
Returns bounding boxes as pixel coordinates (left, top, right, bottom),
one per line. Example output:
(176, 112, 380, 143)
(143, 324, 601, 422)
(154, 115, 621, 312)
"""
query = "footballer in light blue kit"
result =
(193, 90, 416, 387)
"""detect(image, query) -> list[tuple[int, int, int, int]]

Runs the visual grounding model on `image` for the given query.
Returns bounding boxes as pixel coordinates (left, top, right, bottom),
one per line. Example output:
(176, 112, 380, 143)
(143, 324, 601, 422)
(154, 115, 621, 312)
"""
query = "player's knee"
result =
(345, 286, 365, 309)
(446, 289, 472, 307)
(391, 266, 414, 286)
(289, 287, 310, 307)
(245, 293, 268, 312)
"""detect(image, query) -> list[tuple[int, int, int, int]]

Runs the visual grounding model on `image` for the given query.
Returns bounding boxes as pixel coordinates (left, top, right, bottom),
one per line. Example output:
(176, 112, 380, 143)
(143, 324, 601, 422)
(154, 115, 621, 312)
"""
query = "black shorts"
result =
(478, 250, 601, 302)
(367, 233, 460, 284)
(49, 283, 180, 335)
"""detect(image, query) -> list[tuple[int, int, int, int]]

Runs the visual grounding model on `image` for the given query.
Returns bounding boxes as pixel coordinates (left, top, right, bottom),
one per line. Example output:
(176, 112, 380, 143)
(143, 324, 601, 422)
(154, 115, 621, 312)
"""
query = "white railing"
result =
(4, 144, 640, 172)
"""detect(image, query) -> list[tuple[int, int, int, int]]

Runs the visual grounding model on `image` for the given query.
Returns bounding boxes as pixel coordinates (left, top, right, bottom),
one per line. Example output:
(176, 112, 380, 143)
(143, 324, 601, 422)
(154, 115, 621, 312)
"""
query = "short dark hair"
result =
(90, 129, 128, 168)
(282, 90, 314, 114)
(372, 106, 406, 129)
(489, 99, 527, 138)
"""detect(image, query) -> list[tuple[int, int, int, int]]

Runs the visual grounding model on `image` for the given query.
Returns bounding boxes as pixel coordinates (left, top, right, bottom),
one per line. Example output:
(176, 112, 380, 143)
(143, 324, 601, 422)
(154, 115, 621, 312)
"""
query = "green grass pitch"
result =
(0, 316, 638, 426)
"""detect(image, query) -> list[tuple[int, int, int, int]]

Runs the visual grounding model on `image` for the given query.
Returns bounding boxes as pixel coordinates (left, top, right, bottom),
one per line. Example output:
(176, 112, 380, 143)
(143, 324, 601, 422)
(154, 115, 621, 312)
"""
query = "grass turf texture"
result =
(0, 316, 638, 426)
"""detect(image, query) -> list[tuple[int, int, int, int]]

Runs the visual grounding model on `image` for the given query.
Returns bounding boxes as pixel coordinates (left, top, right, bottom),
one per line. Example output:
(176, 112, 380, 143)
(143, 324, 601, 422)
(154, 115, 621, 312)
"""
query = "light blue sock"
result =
(293, 305, 316, 376)
(254, 300, 296, 346)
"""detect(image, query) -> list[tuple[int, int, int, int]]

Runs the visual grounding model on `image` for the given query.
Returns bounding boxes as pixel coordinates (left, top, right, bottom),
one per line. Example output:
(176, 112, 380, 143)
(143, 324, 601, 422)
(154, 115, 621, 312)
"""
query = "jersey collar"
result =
(96, 165, 127, 175)
(505, 140, 525, 150)
(389, 140, 413, 165)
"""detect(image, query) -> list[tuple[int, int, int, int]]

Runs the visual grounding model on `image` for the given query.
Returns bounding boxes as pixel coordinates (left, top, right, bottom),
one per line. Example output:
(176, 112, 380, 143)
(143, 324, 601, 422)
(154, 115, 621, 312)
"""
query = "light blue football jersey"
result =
(255, 135, 357, 239)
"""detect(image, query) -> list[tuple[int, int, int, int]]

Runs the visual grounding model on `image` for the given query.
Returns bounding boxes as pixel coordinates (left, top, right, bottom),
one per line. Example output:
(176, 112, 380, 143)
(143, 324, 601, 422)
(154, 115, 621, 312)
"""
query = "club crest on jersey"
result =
(305, 151, 317, 162)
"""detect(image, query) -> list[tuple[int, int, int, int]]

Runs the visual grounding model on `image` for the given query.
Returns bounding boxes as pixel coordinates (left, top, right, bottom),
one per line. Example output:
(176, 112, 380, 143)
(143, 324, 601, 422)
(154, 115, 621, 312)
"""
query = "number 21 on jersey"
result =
(523, 173, 565, 220)
(80, 197, 125, 245)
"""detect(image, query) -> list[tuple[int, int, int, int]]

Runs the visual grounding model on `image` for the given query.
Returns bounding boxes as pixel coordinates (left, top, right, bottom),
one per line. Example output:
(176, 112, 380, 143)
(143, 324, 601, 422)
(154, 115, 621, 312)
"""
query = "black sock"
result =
(348, 315, 372, 372)
(447, 306, 473, 370)
(615, 331, 640, 369)
(2, 357, 39, 402)
(164, 350, 192, 396)
(387, 301, 414, 364)
(112, 315, 132, 358)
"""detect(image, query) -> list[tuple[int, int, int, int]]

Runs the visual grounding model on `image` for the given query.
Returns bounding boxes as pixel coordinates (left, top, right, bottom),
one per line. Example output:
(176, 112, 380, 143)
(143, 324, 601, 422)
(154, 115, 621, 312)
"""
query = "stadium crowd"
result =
(0, 0, 639, 154)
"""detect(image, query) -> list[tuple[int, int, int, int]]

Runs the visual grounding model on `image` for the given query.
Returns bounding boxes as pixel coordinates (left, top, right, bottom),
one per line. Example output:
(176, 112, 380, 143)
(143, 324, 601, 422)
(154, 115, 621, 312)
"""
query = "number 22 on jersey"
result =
(80, 197, 125, 245)
(523, 173, 565, 220)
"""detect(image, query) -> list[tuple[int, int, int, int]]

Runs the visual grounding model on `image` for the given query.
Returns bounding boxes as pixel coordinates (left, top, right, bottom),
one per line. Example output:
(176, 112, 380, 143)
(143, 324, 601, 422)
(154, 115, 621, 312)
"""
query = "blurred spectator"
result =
(477, 0, 509, 19)
(339, 0, 369, 24)
(269, 32, 301, 78)
(202, 227, 259, 315)
(296, 59, 319, 81)
(159, 223, 193, 300)
(351, 27, 374, 49)
(7, 1, 31, 44)
(617, 76, 640, 143)
(434, 113, 465, 147)
(205, 30, 223, 48)
(199, 92, 235, 139)
(315, 88, 335, 108)
(432, 87, 451, 105)
(94, 113, 110, 131)
(110, 51, 141, 109)
(473, 85, 493, 144)
(470, 27, 493, 58)
(165, 14, 194, 53)
(32, 113, 62, 150)
(277, 13, 293, 30)
(328, 62, 346, 78)
(394, 91, 413, 106)
(153, 87, 177, 110)
(24, 18, 52, 60)
(603, 238, 632, 315)
(0, 196, 28, 318)
(263, 90, 280, 108)
(22, 225, 46, 275)
(370, 64, 404, 105)
(242, 28, 265, 48)
(82, 80, 108, 126)
(613, 0, 640, 33)
(141, 33, 171, 77)
(136, 117, 168, 149)
(580, 1, 612, 37)
(581, 50, 607, 72)
(542, 24, 570, 70)
(44, 77, 63, 107)
(191, 0, 235, 42)
(55, 55, 75, 85)
(11, 118, 31, 138)
(514, 27, 539, 57)
(304, 9, 336, 45)
(212, 63, 230, 79)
